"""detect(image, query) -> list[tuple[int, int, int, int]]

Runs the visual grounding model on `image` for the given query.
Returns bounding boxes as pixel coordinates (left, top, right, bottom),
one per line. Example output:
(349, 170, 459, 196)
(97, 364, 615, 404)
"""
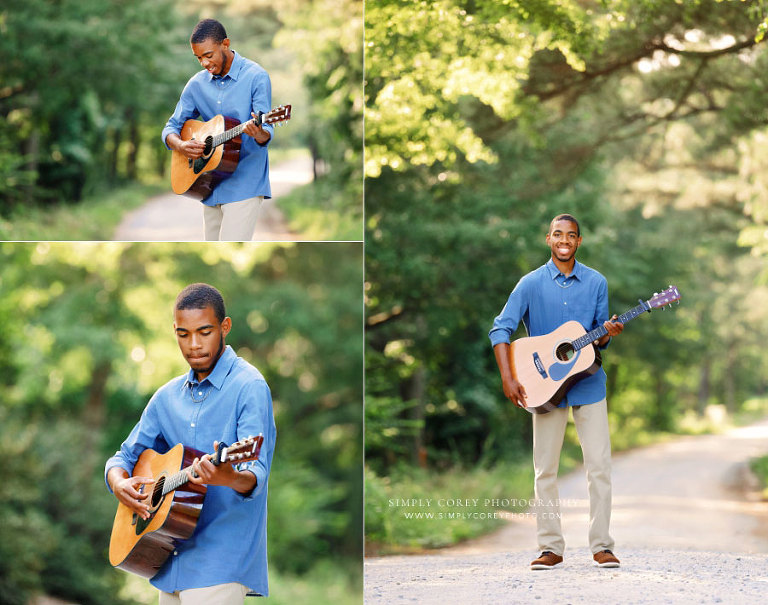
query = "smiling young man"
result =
(162, 19, 273, 241)
(489, 214, 624, 571)
(105, 283, 276, 603)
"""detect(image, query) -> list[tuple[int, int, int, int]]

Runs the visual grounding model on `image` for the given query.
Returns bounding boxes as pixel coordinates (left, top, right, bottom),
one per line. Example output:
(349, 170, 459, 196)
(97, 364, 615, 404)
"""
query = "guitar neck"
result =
(212, 118, 256, 148)
(572, 300, 651, 351)
(158, 451, 225, 497)
(156, 437, 262, 497)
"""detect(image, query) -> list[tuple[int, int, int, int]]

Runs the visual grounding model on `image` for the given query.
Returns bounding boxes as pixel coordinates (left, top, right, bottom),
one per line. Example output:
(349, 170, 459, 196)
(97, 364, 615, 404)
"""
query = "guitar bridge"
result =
(532, 352, 548, 379)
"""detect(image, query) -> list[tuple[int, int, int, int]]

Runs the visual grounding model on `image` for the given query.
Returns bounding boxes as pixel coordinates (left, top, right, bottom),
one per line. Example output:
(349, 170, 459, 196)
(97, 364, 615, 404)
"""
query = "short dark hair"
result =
(175, 283, 226, 322)
(190, 19, 228, 44)
(549, 213, 580, 237)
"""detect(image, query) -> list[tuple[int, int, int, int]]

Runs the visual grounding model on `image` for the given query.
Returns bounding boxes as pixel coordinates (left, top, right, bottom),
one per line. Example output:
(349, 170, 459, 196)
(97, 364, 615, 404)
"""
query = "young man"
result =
(105, 283, 276, 603)
(162, 19, 274, 241)
(489, 214, 623, 570)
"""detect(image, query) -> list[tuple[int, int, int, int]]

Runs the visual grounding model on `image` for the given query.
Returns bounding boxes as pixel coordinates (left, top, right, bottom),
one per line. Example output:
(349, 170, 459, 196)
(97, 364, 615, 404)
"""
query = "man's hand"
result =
(493, 342, 527, 409)
(111, 472, 155, 521)
(596, 314, 624, 346)
(243, 113, 271, 145)
(166, 133, 206, 160)
(502, 376, 528, 409)
(178, 138, 207, 159)
(186, 441, 257, 495)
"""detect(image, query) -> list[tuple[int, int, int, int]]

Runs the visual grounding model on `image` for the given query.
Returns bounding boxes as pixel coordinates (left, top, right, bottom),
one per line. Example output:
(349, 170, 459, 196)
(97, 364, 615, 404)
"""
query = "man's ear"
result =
(221, 316, 232, 337)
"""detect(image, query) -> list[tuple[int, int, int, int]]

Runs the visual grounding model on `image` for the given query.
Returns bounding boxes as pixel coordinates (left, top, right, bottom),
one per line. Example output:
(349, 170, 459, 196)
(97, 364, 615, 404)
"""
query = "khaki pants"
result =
(158, 582, 250, 605)
(203, 196, 264, 241)
(532, 398, 614, 556)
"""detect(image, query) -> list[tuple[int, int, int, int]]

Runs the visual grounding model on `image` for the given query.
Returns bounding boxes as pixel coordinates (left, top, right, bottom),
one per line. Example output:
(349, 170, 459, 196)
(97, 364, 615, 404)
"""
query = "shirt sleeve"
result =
(595, 276, 611, 350)
(489, 277, 531, 347)
(103, 396, 163, 493)
(251, 70, 274, 146)
(233, 379, 276, 501)
(161, 79, 201, 149)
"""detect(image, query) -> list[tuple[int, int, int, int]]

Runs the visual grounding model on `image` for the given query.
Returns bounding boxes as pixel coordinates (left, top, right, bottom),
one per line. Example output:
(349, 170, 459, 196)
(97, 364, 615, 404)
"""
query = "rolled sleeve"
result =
(233, 380, 276, 500)
(161, 83, 200, 149)
(489, 283, 529, 347)
(251, 70, 274, 146)
(595, 278, 612, 350)
(104, 397, 162, 492)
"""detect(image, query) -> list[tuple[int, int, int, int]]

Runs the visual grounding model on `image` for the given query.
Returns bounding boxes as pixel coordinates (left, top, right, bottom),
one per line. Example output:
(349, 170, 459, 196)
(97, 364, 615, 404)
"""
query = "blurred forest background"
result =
(0, 0, 362, 239)
(365, 0, 768, 550)
(0, 242, 362, 604)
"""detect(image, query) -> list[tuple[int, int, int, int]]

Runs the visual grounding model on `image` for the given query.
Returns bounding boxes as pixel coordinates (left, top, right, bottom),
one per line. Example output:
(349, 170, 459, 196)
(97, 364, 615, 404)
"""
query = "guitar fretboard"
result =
(161, 467, 193, 496)
(571, 300, 651, 351)
(212, 120, 253, 149)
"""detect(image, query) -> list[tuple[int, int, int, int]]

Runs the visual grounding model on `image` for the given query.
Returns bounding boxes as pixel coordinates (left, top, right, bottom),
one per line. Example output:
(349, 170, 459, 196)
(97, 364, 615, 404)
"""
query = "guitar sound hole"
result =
(151, 477, 165, 508)
(202, 136, 214, 158)
(555, 342, 575, 362)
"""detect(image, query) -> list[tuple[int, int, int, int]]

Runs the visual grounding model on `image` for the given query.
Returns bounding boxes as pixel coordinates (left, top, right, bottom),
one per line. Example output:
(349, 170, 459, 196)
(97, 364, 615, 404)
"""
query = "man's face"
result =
(174, 305, 231, 381)
(191, 37, 231, 77)
(546, 219, 582, 263)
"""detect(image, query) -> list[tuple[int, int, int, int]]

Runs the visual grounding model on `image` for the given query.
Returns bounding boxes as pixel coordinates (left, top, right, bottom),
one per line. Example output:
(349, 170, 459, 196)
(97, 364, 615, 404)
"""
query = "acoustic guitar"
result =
(170, 105, 292, 201)
(508, 286, 681, 414)
(109, 435, 264, 578)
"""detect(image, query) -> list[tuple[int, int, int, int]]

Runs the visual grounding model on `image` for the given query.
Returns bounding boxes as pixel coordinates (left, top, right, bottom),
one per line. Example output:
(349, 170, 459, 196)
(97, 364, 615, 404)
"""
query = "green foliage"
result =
(0, 0, 187, 206)
(0, 242, 362, 603)
(277, 174, 364, 240)
(749, 454, 768, 499)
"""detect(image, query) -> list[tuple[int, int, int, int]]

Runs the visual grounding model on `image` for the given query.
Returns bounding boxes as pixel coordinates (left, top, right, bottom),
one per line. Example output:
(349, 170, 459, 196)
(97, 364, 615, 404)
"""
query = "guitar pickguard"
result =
(547, 348, 580, 381)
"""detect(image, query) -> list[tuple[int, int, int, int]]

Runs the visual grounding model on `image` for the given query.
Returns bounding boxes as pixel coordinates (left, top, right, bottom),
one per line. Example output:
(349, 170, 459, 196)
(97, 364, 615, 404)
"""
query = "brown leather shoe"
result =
(530, 551, 563, 570)
(593, 549, 620, 568)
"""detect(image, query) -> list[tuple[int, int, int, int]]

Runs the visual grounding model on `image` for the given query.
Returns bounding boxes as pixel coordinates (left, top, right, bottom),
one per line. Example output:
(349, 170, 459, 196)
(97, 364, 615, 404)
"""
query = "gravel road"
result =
(365, 418, 768, 604)
(113, 155, 313, 241)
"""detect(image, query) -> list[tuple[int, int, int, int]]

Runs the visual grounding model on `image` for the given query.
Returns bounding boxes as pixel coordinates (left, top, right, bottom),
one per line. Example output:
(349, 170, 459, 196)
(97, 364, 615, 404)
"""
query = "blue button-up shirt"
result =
(162, 51, 274, 205)
(489, 259, 611, 406)
(105, 345, 276, 595)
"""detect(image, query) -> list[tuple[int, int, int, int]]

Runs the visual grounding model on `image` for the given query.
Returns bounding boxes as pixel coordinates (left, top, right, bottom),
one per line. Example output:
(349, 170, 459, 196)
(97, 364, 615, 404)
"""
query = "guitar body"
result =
(109, 444, 207, 578)
(170, 115, 243, 201)
(510, 321, 602, 414)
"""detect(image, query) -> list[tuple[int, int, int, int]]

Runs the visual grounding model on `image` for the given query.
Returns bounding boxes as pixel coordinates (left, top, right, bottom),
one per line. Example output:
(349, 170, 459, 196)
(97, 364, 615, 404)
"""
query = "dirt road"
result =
(113, 155, 313, 241)
(365, 418, 768, 604)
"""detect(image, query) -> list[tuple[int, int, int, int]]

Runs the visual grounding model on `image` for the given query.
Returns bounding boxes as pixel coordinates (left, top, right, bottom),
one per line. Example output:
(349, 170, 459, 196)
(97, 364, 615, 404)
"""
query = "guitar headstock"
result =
(647, 285, 681, 310)
(215, 435, 264, 465)
(262, 104, 292, 126)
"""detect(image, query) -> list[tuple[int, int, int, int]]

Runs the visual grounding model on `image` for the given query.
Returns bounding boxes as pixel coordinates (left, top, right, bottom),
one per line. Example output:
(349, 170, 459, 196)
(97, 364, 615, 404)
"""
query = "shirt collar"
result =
(209, 50, 242, 82)
(546, 258, 583, 281)
(184, 345, 237, 390)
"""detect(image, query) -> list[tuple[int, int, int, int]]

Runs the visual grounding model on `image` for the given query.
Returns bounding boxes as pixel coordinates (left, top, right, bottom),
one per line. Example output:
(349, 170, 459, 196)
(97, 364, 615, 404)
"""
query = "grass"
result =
(0, 182, 164, 241)
(277, 175, 363, 241)
(365, 462, 534, 555)
(749, 455, 768, 500)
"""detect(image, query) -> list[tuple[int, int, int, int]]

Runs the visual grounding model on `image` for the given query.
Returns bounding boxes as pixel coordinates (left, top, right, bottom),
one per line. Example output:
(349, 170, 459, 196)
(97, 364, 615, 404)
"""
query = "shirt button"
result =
(198, 391, 203, 396)
(191, 423, 196, 427)
(173, 550, 178, 556)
